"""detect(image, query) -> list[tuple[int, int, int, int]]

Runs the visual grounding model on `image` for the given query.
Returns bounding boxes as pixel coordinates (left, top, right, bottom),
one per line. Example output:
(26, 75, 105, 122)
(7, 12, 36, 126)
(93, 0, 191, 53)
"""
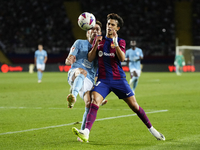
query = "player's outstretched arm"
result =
(88, 36, 102, 62)
(65, 55, 76, 65)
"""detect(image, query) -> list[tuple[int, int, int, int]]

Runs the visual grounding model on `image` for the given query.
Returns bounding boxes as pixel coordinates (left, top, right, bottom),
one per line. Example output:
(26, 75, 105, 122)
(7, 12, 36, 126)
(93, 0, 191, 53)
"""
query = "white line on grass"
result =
(0, 109, 168, 136)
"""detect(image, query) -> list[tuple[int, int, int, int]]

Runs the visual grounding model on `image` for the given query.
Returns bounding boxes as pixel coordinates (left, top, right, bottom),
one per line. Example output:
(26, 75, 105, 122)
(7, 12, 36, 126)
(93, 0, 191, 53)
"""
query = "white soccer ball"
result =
(78, 12, 96, 31)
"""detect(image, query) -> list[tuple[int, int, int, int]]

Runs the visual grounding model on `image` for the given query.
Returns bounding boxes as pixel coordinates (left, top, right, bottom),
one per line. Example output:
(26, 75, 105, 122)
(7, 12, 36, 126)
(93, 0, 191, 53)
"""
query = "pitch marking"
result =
(0, 109, 168, 135)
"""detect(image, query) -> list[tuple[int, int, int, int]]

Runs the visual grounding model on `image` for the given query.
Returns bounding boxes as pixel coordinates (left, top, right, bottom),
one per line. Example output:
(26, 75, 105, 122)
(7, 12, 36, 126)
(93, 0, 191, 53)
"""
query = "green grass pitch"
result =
(0, 72, 200, 150)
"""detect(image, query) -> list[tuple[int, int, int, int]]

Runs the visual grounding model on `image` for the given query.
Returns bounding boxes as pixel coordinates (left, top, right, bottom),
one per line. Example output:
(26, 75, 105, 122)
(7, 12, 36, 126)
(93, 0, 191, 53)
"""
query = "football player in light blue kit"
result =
(125, 40, 143, 93)
(65, 21, 107, 142)
(34, 44, 48, 83)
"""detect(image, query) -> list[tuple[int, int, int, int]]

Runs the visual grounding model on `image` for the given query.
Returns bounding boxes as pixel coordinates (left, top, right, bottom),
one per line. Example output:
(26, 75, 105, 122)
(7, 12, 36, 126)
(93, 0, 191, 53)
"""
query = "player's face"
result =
(106, 19, 120, 36)
(38, 45, 43, 51)
(87, 24, 101, 40)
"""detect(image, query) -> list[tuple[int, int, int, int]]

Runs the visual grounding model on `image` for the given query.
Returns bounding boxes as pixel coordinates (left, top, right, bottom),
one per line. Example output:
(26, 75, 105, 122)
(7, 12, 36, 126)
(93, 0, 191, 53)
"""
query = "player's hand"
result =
(133, 56, 139, 61)
(96, 35, 102, 43)
(112, 29, 119, 47)
(65, 55, 76, 65)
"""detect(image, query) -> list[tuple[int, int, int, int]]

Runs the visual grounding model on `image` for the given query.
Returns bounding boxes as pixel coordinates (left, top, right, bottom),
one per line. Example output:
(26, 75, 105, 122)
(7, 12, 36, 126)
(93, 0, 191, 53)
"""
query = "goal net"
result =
(175, 45, 200, 72)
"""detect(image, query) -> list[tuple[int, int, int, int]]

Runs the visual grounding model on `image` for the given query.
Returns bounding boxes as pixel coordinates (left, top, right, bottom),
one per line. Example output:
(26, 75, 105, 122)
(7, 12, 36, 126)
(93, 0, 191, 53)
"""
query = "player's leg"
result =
(67, 68, 87, 108)
(72, 81, 110, 142)
(132, 70, 140, 92)
(81, 91, 91, 130)
(176, 64, 180, 75)
(36, 64, 42, 83)
(72, 68, 87, 98)
(40, 64, 45, 81)
(123, 96, 165, 140)
(129, 69, 139, 92)
(72, 91, 104, 142)
(79, 78, 93, 130)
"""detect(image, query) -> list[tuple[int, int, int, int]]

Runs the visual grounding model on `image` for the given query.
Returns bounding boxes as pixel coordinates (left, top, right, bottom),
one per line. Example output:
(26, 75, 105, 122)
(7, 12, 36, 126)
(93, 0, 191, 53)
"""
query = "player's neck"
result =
(106, 33, 113, 39)
(88, 38, 93, 44)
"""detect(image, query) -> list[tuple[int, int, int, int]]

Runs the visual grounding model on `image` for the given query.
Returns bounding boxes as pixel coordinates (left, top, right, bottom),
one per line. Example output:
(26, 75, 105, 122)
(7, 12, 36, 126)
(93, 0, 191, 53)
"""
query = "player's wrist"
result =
(113, 36, 119, 47)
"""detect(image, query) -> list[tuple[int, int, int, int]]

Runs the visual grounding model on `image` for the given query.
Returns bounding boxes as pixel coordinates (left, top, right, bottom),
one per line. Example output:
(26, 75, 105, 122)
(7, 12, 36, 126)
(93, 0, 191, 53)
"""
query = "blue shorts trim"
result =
(92, 78, 134, 99)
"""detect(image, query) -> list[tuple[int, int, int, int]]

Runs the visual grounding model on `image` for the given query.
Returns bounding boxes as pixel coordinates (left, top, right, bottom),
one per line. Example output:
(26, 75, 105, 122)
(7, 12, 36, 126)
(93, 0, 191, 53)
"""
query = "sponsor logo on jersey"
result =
(98, 51, 115, 57)
(82, 59, 92, 68)
(104, 52, 115, 57)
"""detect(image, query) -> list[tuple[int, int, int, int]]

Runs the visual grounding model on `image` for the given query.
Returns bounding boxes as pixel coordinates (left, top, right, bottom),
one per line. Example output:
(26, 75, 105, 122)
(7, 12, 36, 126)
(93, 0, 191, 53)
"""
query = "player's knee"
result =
(85, 100, 91, 108)
(75, 68, 87, 77)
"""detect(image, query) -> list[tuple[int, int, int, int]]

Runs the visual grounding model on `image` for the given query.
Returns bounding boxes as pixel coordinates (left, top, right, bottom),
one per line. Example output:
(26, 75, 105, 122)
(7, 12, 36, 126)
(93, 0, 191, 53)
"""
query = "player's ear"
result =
(116, 26, 120, 32)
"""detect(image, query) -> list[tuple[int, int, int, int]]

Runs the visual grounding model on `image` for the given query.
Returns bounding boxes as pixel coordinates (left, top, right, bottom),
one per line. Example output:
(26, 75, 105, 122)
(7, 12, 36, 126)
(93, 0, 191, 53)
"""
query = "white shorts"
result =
(68, 68, 93, 99)
(130, 68, 141, 77)
(36, 64, 45, 71)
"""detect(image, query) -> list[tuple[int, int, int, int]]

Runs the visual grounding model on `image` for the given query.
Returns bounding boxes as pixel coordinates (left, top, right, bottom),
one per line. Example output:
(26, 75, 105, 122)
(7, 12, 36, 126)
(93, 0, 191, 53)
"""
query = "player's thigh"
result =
(79, 77, 93, 99)
(40, 64, 45, 71)
(92, 80, 111, 99)
(112, 79, 134, 99)
(130, 68, 141, 77)
(36, 64, 42, 70)
(74, 68, 87, 77)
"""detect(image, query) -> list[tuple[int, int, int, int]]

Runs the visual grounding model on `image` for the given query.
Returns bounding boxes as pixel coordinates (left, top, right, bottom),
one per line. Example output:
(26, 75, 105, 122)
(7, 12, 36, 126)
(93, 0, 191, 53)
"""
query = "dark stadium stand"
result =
(0, 0, 199, 64)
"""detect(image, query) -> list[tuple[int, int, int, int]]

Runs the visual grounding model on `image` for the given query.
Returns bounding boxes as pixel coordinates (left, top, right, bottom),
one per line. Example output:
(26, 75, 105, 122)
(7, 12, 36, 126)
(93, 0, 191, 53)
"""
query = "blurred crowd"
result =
(193, 0, 200, 46)
(0, 0, 74, 54)
(81, 0, 175, 56)
(0, 0, 199, 56)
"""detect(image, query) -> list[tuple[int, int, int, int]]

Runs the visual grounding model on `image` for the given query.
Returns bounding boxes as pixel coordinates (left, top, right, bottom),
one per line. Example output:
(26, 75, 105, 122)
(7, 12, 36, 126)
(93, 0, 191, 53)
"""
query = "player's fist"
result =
(65, 55, 76, 65)
(96, 35, 102, 42)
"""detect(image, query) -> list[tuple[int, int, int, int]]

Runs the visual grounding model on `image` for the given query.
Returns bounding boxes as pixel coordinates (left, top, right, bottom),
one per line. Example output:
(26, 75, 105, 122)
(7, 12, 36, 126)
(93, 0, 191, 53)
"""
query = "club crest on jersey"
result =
(98, 51, 103, 57)
(70, 47, 75, 52)
(111, 43, 115, 48)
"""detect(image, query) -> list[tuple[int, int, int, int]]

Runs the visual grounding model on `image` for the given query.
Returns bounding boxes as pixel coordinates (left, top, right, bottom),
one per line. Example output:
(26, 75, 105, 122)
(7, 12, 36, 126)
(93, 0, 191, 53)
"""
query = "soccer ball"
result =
(78, 12, 96, 31)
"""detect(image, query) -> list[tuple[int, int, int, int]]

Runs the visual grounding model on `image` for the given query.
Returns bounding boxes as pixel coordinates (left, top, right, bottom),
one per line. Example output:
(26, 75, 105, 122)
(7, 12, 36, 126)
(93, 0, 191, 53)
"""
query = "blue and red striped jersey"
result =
(93, 36, 126, 80)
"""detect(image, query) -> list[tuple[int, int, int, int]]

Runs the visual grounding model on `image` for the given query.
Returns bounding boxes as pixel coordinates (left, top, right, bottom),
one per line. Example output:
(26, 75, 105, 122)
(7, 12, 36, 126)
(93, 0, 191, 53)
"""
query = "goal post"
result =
(175, 45, 200, 72)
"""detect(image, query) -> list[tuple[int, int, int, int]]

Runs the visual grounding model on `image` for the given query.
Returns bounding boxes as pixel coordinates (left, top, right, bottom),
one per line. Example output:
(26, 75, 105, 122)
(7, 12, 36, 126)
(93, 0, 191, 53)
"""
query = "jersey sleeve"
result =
(140, 49, 143, 58)
(125, 50, 129, 58)
(45, 51, 47, 57)
(119, 39, 126, 53)
(69, 40, 80, 56)
(34, 51, 37, 58)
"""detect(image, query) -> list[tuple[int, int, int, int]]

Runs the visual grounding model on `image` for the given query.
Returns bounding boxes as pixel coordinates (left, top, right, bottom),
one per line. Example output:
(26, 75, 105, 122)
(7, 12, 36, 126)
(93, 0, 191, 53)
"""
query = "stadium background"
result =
(0, 0, 199, 72)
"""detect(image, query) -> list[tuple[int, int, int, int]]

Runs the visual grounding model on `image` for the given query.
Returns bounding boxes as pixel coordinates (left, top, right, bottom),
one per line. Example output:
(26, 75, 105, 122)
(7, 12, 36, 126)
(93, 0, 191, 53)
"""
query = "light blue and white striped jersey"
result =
(125, 47, 143, 70)
(69, 39, 98, 84)
(34, 50, 47, 64)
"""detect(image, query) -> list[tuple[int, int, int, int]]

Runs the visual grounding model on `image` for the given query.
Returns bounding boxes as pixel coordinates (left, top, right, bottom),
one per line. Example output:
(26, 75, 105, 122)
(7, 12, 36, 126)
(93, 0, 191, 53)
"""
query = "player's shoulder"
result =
(75, 39, 88, 44)
(126, 48, 131, 52)
(136, 47, 142, 51)
(118, 37, 125, 42)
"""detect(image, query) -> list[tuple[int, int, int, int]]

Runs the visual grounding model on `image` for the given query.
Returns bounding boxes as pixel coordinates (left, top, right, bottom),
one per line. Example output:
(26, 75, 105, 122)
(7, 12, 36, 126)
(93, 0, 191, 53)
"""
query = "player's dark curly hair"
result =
(96, 20, 102, 28)
(107, 13, 124, 28)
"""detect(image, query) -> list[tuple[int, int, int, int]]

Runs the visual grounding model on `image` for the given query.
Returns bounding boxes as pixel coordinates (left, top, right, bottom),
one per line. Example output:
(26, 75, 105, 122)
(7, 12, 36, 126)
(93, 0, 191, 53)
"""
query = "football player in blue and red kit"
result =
(72, 13, 165, 142)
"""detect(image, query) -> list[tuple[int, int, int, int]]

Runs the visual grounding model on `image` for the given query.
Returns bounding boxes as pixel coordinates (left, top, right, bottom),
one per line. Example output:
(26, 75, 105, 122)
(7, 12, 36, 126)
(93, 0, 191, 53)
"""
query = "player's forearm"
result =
(65, 58, 71, 65)
(115, 46, 125, 62)
(88, 45, 97, 62)
(44, 57, 47, 63)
